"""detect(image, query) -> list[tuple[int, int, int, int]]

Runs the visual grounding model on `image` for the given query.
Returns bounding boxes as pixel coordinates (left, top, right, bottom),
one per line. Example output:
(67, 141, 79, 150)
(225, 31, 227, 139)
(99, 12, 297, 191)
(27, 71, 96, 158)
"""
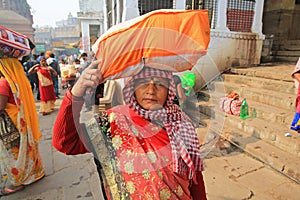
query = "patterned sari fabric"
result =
(290, 58, 300, 132)
(0, 58, 44, 187)
(36, 66, 56, 113)
(85, 67, 204, 199)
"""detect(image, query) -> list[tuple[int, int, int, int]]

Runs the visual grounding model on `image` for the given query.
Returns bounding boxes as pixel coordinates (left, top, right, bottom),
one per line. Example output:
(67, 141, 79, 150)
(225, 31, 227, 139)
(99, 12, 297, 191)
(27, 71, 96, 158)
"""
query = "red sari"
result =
(93, 106, 205, 199)
(52, 91, 207, 200)
(36, 66, 56, 113)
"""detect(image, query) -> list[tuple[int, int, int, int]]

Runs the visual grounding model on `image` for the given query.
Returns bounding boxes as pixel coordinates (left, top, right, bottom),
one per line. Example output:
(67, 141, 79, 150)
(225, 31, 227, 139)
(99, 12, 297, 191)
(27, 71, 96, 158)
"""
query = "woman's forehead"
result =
(135, 76, 168, 80)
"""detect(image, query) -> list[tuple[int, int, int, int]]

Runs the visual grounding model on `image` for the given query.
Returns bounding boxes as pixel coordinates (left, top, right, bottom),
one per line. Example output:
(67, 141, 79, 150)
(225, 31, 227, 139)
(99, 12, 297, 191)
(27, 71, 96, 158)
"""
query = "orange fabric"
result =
(92, 9, 210, 80)
(0, 58, 42, 141)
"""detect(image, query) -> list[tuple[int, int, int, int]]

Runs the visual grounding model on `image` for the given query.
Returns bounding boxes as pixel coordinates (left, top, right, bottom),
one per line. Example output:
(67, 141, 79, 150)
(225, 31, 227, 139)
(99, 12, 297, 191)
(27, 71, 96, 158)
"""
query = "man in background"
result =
(47, 53, 60, 98)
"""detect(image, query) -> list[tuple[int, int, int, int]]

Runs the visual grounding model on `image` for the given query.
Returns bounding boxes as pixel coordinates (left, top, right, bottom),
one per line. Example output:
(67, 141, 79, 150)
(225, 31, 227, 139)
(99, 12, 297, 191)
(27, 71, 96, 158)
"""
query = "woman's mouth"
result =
(143, 98, 157, 103)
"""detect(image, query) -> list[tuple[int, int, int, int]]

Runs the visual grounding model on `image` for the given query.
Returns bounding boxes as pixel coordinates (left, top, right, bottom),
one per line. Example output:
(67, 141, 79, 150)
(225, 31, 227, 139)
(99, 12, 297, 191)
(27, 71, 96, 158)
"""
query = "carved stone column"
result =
(252, 0, 265, 39)
(122, 0, 139, 22)
(81, 22, 91, 53)
(215, 0, 230, 31)
(174, 0, 186, 9)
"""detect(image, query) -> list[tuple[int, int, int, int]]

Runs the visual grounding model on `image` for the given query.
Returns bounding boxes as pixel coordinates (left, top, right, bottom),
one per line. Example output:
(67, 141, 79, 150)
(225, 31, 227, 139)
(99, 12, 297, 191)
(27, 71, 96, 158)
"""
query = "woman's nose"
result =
(145, 82, 156, 93)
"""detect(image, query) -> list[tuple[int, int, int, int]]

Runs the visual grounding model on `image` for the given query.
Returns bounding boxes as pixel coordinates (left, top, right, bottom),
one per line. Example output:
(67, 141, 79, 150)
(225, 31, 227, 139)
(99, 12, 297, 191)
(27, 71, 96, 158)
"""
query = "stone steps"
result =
(220, 122, 300, 183)
(274, 39, 300, 62)
(198, 91, 294, 127)
(222, 111, 299, 155)
(275, 56, 300, 62)
(196, 113, 300, 183)
(214, 81, 295, 110)
(196, 64, 300, 182)
(222, 74, 295, 95)
(277, 50, 300, 56)
(230, 65, 295, 81)
(197, 96, 299, 155)
(280, 39, 300, 50)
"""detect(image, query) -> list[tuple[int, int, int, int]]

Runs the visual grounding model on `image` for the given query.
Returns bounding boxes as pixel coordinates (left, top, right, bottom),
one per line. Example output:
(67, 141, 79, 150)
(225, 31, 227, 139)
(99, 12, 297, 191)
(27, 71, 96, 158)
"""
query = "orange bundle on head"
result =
(92, 9, 210, 80)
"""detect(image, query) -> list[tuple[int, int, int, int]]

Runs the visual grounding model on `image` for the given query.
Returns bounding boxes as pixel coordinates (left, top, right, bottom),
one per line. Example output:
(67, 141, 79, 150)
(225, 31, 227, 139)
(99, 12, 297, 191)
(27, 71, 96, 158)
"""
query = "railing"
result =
(138, 0, 175, 15)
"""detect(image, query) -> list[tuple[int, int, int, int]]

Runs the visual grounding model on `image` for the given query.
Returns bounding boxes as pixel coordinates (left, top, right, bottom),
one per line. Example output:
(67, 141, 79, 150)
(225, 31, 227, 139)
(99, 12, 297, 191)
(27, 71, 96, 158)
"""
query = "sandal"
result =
(0, 185, 25, 196)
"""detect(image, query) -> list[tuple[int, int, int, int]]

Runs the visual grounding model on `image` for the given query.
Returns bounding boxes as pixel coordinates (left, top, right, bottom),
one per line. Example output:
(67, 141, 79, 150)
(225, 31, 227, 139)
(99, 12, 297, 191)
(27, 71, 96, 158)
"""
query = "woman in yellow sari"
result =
(0, 58, 44, 196)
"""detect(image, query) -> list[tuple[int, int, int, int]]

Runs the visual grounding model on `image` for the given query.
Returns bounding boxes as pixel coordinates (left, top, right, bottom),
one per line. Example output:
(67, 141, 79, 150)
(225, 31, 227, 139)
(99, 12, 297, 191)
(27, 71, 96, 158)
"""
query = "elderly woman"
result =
(52, 61, 207, 199)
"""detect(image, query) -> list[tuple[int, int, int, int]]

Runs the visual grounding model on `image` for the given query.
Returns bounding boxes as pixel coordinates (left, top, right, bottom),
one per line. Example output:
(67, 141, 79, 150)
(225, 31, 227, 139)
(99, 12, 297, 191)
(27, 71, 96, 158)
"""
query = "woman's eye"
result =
(156, 83, 165, 86)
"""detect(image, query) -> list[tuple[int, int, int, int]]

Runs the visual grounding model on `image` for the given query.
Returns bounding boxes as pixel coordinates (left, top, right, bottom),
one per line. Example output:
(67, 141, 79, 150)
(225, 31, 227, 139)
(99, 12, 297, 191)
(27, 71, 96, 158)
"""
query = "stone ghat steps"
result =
(196, 110, 300, 183)
(197, 98, 299, 156)
(275, 40, 300, 62)
(198, 90, 294, 127)
(196, 64, 300, 182)
(229, 64, 295, 82)
(222, 74, 295, 95)
(214, 81, 295, 111)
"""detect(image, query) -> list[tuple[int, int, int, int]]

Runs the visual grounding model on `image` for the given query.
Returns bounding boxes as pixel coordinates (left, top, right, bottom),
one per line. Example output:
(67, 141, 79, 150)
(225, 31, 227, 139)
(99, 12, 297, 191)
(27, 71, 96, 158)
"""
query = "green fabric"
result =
(179, 72, 196, 96)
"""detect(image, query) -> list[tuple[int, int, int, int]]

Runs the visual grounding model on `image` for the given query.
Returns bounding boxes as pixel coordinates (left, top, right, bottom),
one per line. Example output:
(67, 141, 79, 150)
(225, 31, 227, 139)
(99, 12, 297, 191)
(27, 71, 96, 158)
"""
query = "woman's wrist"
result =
(69, 88, 84, 101)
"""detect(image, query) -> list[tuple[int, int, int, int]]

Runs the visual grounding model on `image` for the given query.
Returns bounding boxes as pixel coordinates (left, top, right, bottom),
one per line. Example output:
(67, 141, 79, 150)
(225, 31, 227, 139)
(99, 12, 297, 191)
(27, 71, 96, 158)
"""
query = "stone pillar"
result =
(215, 0, 230, 31)
(103, 0, 108, 32)
(252, 0, 265, 39)
(122, 0, 139, 21)
(116, 0, 121, 24)
(111, 0, 115, 25)
(81, 21, 90, 53)
(174, 0, 186, 9)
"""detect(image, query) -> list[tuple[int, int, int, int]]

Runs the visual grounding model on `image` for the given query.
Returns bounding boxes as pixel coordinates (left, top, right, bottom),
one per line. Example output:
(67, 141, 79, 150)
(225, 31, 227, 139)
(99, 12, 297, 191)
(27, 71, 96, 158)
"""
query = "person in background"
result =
(78, 54, 93, 112)
(173, 74, 186, 108)
(36, 52, 45, 63)
(290, 57, 300, 132)
(93, 82, 105, 112)
(79, 52, 90, 73)
(52, 61, 207, 200)
(47, 53, 60, 98)
(69, 59, 82, 84)
(0, 57, 44, 196)
(24, 54, 40, 100)
(28, 57, 57, 115)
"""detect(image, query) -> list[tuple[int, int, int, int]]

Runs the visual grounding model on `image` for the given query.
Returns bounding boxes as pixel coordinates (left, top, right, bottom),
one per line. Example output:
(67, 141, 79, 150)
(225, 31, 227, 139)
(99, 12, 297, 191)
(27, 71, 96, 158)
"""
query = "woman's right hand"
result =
(71, 59, 103, 98)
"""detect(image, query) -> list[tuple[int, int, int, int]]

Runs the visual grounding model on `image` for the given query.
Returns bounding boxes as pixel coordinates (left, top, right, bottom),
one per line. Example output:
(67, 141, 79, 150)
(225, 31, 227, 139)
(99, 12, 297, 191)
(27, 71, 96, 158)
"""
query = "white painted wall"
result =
(192, 31, 263, 90)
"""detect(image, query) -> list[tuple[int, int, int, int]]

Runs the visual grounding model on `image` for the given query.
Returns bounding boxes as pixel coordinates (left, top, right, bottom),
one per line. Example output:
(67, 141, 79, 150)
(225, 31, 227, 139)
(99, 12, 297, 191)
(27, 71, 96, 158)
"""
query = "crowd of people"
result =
(21, 52, 94, 114)
(0, 48, 101, 196)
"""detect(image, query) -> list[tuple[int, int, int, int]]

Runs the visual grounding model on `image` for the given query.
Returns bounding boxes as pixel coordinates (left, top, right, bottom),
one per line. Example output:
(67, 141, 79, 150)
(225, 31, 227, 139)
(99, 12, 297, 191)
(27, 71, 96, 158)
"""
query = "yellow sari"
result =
(0, 58, 44, 187)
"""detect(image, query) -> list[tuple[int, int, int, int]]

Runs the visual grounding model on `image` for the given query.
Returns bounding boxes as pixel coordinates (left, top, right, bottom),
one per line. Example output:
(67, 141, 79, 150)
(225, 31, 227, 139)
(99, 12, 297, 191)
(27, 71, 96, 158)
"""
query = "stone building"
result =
(94, 0, 264, 90)
(77, 0, 104, 54)
(34, 13, 81, 55)
(0, 0, 34, 40)
(262, 0, 300, 62)
(77, 0, 185, 54)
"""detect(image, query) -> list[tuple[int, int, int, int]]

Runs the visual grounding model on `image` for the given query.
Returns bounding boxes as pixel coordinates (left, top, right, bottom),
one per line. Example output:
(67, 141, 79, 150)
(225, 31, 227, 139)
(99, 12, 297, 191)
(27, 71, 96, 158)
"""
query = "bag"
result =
(0, 25, 32, 59)
(92, 9, 210, 80)
(0, 110, 20, 150)
(219, 96, 242, 116)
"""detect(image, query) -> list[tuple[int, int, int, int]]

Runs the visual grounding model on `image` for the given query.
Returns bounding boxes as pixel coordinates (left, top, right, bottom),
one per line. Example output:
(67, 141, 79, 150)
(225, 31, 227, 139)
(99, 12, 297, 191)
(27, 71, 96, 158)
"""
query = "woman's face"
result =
(40, 58, 47, 66)
(134, 77, 169, 110)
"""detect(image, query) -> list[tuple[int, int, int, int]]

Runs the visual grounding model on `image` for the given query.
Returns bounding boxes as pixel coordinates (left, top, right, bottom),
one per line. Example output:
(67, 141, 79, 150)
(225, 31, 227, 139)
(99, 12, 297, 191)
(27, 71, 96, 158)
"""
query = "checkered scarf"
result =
(123, 67, 203, 179)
